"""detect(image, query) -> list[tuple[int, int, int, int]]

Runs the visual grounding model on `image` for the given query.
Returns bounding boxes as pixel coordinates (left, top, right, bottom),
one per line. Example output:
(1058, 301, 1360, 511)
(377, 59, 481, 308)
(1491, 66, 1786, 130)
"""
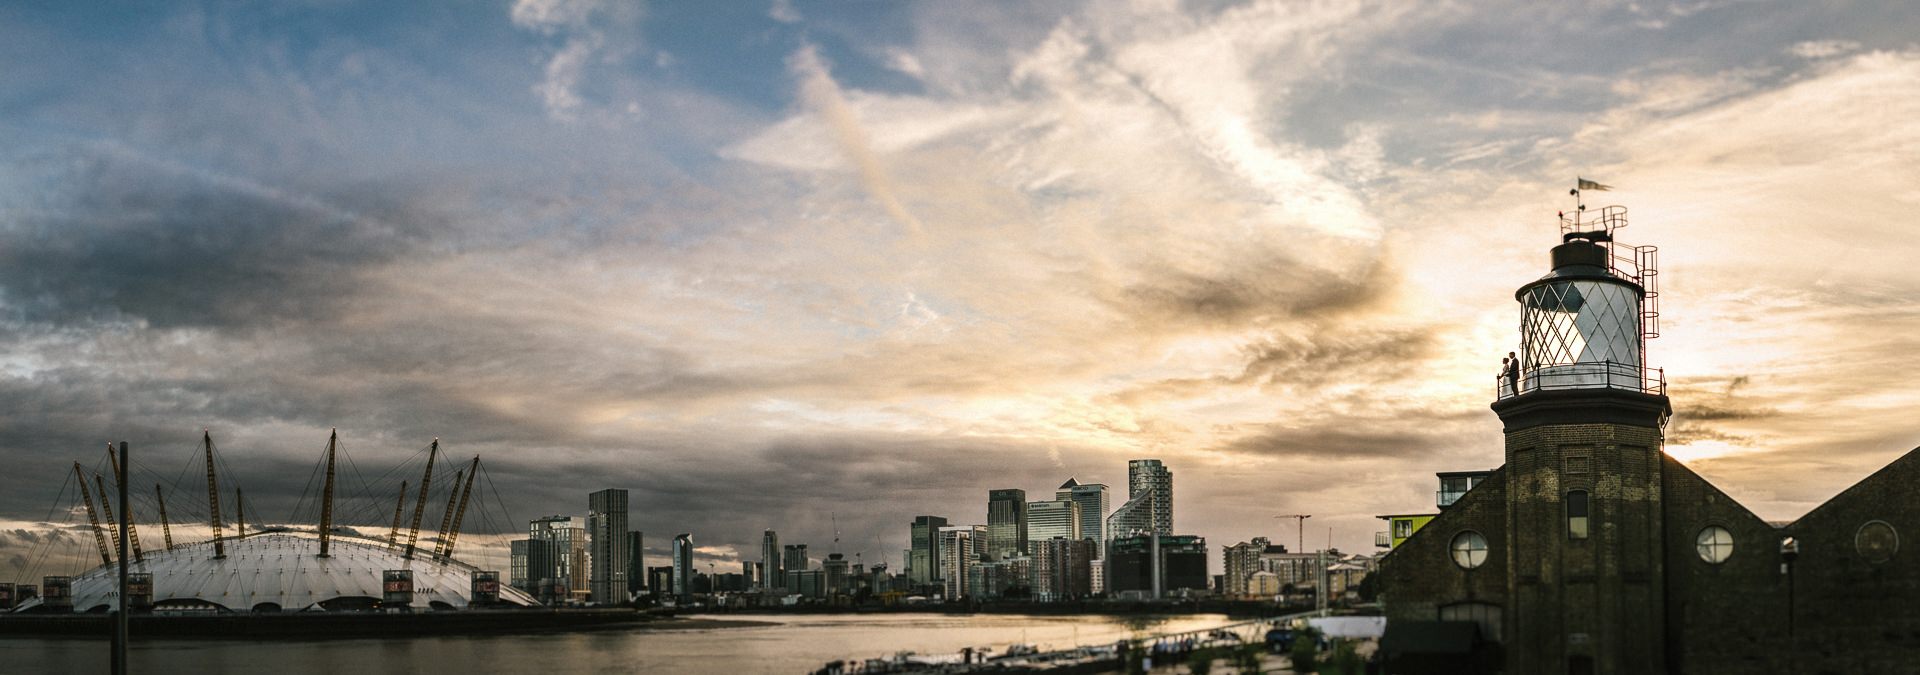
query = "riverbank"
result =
(0, 609, 774, 639)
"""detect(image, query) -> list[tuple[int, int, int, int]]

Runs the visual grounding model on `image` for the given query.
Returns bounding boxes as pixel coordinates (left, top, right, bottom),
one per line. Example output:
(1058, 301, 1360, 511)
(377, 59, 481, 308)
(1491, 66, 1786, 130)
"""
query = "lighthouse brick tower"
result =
(1376, 194, 1920, 674)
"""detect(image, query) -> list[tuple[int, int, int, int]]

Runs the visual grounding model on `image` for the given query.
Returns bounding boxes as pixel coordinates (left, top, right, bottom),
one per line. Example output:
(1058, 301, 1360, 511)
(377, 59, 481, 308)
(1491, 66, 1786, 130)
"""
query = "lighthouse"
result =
(1490, 203, 1672, 674)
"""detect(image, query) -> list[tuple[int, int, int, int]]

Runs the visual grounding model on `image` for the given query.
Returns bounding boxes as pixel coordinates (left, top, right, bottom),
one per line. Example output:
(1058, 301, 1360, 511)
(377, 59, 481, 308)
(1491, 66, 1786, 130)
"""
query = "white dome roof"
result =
(20, 531, 536, 612)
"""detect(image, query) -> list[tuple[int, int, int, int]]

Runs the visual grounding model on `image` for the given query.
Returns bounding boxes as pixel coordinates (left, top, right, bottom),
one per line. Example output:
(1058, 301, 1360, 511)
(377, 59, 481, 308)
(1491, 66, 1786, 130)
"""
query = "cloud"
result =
(511, 0, 646, 121)
(785, 44, 927, 237)
(1789, 40, 1860, 60)
(769, 0, 801, 24)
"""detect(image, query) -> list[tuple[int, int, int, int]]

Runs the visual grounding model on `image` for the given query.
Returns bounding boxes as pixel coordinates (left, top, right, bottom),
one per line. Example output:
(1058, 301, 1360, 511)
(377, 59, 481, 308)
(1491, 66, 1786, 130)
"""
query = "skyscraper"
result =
(1056, 479, 1111, 547)
(1107, 492, 1154, 540)
(625, 531, 645, 597)
(528, 515, 588, 602)
(937, 525, 983, 600)
(761, 529, 781, 591)
(985, 488, 1028, 561)
(1128, 459, 1173, 534)
(1027, 499, 1081, 542)
(909, 515, 947, 587)
(671, 533, 694, 599)
(587, 488, 629, 604)
(782, 543, 809, 589)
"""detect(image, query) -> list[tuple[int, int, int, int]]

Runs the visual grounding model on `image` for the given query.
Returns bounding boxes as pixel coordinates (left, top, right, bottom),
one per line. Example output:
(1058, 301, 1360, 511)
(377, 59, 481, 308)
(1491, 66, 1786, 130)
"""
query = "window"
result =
(1439, 602, 1503, 642)
(1393, 519, 1414, 538)
(1695, 526, 1733, 564)
(1567, 490, 1590, 540)
(1451, 531, 1489, 569)
(1856, 521, 1899, 564)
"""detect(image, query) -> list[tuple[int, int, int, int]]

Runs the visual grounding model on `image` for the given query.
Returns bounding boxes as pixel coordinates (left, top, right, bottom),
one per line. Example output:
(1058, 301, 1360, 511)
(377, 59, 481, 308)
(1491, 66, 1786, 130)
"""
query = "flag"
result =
(1577, 178, 1613, 191)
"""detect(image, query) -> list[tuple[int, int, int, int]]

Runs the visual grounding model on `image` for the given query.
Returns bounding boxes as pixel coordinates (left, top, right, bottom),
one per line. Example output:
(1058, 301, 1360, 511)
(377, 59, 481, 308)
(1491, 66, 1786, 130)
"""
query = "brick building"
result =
(1377, 203, 1920, 674)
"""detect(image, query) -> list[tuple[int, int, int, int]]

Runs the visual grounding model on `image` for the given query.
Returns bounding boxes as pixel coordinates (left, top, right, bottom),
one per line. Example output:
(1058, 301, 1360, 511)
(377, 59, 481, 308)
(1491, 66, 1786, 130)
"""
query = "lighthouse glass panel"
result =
(1521, 280, 1643, 391)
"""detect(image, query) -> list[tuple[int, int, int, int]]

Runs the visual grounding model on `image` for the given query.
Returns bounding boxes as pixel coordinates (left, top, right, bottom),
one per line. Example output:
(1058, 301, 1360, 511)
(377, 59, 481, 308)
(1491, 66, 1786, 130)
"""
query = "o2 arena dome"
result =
(16, 531, 536, 613)
(9, 431, 538, 614)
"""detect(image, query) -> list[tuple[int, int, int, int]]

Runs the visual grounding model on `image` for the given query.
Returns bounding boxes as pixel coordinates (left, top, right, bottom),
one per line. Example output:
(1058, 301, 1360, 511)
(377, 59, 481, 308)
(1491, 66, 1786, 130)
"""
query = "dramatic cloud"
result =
(2, 1, 1918, 579)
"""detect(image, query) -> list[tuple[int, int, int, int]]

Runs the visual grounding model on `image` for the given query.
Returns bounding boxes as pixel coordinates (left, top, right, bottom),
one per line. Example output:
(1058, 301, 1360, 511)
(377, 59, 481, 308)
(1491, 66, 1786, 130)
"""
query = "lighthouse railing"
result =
(1495, 361, 1665, 400)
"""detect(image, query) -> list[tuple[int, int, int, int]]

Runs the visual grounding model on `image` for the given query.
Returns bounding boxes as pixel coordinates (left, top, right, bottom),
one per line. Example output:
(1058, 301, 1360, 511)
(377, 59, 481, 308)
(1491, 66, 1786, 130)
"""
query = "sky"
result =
(3, 0, 1919, 579)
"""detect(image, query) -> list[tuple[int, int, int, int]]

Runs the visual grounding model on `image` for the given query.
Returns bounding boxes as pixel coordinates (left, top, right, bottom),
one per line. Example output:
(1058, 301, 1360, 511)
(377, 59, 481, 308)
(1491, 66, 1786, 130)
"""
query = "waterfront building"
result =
(528, 515, 589, 602)
(936, 525, 983, 600)
(1106, 492, 1153, 541)
(782, 543, 809, 574)
(1056, 479, 1110, 550)
(1222, 537, 1270, 597)
(1027, 499, 1081, 543)
(761, 529, 781, 591)
(587, 488, 629, 604)
(671, 533, 693, 599)
(985, 488, 1028, 561)
(509, 539, 531, 592)
(1128, 459, 1173, 535)
(1106, 534, 1206, 598)
(742, 560, 757, 589)
(822, 552, 850, 597)
(1248, 570, 1281, 597)
(646, 565, 672, 599)
(1032, 537, 1095, 601)
(790, 569, 825, 599)
(908, 515, 947, 588)
(625, 531, 645, 597)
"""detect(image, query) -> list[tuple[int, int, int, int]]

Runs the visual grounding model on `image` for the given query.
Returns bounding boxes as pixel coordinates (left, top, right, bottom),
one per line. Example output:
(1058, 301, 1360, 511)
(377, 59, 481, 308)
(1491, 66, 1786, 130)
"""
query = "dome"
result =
(14, 531, 536, 613)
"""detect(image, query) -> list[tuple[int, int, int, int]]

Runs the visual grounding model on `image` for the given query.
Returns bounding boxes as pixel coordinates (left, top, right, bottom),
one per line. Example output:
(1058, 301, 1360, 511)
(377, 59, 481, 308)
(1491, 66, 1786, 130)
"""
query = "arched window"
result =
(1450, 531, 1488, 569)
(1696, 526, 1733, 564)
(1567, 490, 1589, 540)
(1856, 521, 1899, 564)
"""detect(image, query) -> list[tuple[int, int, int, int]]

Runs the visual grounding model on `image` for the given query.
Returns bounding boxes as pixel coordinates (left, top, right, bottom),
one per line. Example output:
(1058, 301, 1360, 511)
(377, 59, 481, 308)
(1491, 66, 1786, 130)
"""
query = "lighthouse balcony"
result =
(1495, 361, 1664, 401)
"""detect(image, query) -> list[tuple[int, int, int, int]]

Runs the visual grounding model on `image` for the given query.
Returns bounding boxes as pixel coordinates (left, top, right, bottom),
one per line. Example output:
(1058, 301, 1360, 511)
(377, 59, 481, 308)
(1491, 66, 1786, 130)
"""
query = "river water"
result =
(0, 612, 1239, 674)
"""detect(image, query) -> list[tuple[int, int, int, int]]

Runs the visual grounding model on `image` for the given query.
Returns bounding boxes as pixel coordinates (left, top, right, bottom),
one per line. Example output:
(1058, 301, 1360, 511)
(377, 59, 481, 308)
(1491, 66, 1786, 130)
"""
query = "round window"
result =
(1695, 526, 1733, 564)
(1856, 520, 1899, 564)
(1451, 531, 1488, 569)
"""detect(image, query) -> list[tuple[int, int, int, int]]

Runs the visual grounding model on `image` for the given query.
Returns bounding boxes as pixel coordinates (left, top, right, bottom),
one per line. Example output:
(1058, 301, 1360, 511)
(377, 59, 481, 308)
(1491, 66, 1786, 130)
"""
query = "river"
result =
(0, 612, 1241, 674)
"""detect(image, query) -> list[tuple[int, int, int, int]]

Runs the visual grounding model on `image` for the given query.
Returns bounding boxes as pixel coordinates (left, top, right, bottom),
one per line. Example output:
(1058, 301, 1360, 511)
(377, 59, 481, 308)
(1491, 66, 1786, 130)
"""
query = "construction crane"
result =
(1274, 514, 1312, 553)
(439, 457, 480, 562)
(403, 439, 440, 560)
(74, 463, 112, 567)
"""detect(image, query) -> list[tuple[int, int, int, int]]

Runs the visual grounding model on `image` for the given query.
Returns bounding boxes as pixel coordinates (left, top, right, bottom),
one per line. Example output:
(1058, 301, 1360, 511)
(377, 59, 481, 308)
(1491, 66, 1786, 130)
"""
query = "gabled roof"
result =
(1058, 477, 1079, 489)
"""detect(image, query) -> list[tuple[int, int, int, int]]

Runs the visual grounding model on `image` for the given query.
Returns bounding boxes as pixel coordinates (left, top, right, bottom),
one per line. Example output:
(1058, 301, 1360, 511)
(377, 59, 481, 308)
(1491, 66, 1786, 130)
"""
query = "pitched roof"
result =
(1058, 477, 1079, 489)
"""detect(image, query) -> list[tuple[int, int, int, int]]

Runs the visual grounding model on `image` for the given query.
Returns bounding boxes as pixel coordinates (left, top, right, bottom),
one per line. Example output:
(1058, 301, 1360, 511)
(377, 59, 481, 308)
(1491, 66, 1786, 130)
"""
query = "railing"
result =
(1374, 531, 1391, 548)
(1494, 361, 1665, 401)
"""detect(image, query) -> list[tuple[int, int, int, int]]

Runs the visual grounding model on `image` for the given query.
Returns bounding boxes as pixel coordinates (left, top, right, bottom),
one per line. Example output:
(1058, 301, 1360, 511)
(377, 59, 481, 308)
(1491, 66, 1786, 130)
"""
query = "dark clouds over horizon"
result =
(4, 0, 1920, 578)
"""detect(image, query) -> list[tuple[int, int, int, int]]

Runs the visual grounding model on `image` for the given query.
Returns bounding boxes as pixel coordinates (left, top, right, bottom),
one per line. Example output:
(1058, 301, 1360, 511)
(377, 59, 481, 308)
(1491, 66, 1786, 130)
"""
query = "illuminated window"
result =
(1695, 526, 1733, 564)
(1856, 521, 1899, 564)
(1567, 490, 1589, 540)
(1451, 531, 1488, 569)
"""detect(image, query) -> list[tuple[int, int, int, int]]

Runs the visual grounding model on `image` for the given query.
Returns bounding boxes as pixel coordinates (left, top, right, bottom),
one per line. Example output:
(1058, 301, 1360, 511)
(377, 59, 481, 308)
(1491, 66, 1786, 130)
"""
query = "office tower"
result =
(909, 516, 947, 587)
(761, 529, 781, 591)
(782, 544, 809, 574)
(1027, 499, 1081, 543)
(1128, 459, 1173, 534)
(1033, 537, 1096, 601)
(1106, 534, 1207, 597)
(625, 531, 645, 596)
(936, 525, 982, 600)
(646, 566, 672, 598)
(509, 539, 532, 592)
(587, 489, 629, 604)
(1056, 479, 1111, 547)
(985, 488, 1028, 561)
(671, 533, 694, 599)
(529, 515, 587, 601)
(1107, 492, 1154, 540)
(823, 553, 850, 597)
